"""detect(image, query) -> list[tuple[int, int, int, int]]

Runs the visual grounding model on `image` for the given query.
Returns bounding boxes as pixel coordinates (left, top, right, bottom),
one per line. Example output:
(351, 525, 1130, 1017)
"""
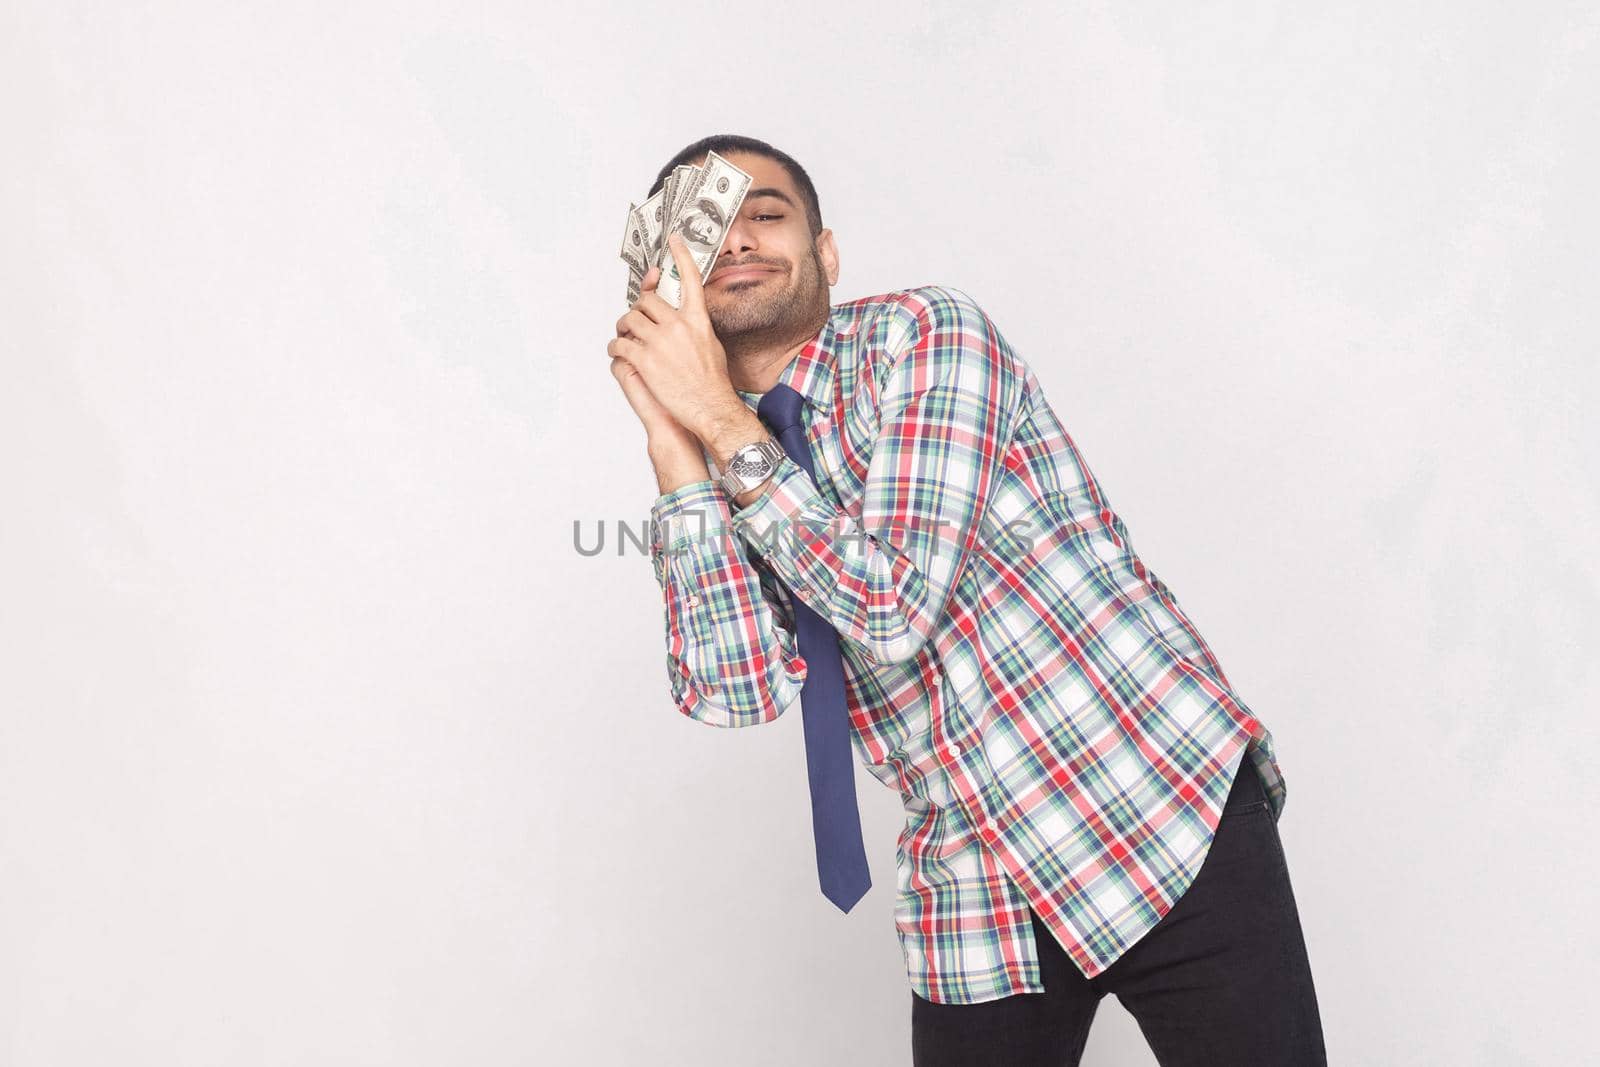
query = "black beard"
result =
(708, 282, 789, 336)
(709, 257, 825, 344)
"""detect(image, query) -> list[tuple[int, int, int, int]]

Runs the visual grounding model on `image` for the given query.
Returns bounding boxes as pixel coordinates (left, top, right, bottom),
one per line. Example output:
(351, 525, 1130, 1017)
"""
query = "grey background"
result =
(4, 2, 1596, 1064)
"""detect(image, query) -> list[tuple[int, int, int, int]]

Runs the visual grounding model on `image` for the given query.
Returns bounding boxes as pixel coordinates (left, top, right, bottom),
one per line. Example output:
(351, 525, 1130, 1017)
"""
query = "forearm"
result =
(698, 397, 777, 509)
(648, 407, 933, 665)
(647, 478, 807, 728)
(726, 453, 947, 664)
(649, 396, 778, 508)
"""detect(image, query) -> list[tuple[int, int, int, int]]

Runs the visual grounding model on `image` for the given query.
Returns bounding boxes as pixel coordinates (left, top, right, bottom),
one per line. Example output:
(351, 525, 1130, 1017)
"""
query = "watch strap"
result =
(717, 436, 786, 497)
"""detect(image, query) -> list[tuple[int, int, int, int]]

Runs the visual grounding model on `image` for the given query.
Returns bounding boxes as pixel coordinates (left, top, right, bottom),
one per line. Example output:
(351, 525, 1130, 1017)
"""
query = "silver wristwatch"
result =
(717, 436, 786, 497)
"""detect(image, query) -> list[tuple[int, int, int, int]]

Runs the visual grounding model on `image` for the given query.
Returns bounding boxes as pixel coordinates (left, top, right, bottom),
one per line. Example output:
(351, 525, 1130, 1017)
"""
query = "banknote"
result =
(654, 151, 752, 307)
(662, 164, 692, 253)
(619, 173, 682, 300)
(639, 186, 669, 265)
(656, 164, 689, 266)
(624, 186, 670, 304)
(617, 150, 752, 308)
(620, 201, 649, 292)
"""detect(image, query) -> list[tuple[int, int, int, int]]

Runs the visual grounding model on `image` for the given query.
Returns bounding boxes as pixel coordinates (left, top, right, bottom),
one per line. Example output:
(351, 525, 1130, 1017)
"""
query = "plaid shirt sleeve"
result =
(648, 477, 808, 727)
(729, 286, 1024, 665)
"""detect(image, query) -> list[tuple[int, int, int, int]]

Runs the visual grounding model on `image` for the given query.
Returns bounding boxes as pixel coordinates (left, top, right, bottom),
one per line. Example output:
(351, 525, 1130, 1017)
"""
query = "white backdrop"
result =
(4, 2, 1597, 1064)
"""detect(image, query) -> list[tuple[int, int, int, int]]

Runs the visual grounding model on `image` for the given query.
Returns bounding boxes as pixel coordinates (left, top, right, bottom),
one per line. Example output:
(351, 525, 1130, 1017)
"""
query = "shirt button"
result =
(949, 742, 963, 755)
(685, 594, 701, 606)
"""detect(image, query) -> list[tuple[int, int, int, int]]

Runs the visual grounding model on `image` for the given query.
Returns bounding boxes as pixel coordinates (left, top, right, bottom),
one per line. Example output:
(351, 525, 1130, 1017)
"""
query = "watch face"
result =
(729, 447, 771, 478)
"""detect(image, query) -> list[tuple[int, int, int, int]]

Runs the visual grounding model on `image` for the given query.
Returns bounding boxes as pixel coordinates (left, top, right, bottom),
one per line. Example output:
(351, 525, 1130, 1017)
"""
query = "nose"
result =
(718, 211, 758, 261)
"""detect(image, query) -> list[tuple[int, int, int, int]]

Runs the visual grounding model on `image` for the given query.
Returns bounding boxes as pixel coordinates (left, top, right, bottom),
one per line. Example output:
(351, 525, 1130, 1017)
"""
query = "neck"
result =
(722, 308, 830, 393)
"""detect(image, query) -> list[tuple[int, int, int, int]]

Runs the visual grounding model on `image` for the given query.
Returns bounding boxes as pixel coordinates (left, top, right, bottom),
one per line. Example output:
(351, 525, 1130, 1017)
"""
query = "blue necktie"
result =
(755, 383, 872, 913)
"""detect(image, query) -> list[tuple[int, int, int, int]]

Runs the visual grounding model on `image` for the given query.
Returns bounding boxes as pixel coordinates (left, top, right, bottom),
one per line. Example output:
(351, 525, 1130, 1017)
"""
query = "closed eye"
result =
(753, 213, 783, 221)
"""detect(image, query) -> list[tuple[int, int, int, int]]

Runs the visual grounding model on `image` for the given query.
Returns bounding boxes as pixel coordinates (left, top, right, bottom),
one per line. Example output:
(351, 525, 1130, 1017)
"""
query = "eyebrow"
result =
(746, 187, 799, 209)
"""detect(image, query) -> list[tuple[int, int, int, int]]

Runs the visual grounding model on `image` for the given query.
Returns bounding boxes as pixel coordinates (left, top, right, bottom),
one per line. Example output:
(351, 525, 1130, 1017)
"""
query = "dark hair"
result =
(650, 134, 824, 239)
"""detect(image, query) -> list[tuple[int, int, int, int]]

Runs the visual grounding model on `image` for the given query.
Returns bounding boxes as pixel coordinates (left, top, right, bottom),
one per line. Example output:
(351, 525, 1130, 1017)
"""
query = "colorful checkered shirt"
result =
(646, 284, 1287, 1005)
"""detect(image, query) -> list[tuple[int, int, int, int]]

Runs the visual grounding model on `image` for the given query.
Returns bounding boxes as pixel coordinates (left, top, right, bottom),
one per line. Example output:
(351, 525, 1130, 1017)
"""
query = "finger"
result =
(611, 348, 669, 415)
(640, 263, 661, 293)
(667, 231, 705, 315)
(615, 307, 658, 341)
(631, 289, 671, 323)
(610, 355, 655, 417)
(608, 334, 645, 362)
(611, 354, 642, 388)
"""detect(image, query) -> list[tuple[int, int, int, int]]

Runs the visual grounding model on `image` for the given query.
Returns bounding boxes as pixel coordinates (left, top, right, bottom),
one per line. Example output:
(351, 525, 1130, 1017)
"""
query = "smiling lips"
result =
(710, 265, 777, 285)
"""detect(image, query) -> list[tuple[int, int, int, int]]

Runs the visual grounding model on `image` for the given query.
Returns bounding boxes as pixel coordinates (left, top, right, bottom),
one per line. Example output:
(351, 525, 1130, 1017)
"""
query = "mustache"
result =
(714, 257, 785, 272)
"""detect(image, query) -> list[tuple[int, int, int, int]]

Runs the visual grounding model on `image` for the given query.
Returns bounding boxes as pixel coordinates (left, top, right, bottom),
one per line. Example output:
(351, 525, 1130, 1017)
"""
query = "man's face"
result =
(693, 151, 839, 342)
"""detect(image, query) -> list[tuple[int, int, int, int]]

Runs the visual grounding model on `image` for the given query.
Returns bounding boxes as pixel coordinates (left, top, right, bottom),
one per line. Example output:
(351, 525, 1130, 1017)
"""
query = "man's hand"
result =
(610, 260, 713, 494)
(609, 232, 742, 441)
(610, 263, 699, 444)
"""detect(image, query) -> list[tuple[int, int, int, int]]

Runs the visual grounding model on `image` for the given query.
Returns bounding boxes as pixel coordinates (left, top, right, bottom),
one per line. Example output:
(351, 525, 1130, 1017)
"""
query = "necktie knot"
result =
(756, 382, 805, 437)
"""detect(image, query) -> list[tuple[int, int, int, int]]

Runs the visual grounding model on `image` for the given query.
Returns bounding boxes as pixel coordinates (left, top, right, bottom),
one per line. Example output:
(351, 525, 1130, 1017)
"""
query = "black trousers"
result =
(910, 759, 1327, 1066)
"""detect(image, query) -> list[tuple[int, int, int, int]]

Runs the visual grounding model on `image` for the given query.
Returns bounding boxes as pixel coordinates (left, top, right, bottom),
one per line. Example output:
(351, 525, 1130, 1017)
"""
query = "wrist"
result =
(648, 440, 711, 496)
(716, 435, 786, 510)
(646, 429, 700, 463)
(699, 397, 771, 471)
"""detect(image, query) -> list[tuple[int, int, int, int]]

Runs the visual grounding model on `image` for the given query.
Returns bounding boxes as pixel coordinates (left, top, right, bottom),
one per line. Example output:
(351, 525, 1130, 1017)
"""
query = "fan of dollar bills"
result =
(618, 149, 752, 309)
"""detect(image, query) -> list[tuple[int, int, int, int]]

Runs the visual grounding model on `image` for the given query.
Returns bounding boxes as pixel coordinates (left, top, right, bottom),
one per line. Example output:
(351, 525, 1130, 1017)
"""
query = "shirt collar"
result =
(733, 307, 842, 414)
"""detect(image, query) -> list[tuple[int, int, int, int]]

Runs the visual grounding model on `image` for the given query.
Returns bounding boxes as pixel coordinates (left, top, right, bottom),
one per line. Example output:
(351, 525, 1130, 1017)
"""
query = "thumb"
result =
(667, 231, 705, 314)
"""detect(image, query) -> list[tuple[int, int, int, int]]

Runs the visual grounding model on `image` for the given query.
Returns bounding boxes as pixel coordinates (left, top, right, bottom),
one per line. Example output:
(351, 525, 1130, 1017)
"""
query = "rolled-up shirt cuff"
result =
(649, 478, 736, 585)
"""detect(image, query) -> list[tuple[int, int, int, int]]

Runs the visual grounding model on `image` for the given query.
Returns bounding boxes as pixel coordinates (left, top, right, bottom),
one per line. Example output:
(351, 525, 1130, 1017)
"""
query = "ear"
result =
(815, 228, 841, 286)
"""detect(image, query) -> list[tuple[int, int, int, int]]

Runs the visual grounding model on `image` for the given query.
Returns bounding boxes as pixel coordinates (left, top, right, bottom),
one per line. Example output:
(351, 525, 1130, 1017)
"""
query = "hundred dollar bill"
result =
(619, 187, 670, 304)
(655, 150, 752, 308)
(619, 200, 649, 285)
(638, 185, 669, 266)
(658, 168, 678, 253)
(661, 163, 694, 263)
(618, 172, 684, 304)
